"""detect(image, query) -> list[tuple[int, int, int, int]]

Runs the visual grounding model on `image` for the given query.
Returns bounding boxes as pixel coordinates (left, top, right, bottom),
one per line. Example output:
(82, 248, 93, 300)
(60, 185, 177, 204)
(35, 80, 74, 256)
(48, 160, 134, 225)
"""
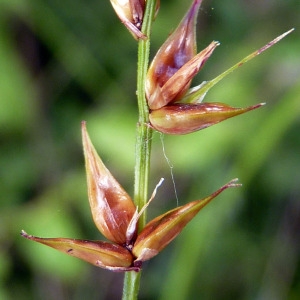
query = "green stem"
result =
(122, 1, 157, 299)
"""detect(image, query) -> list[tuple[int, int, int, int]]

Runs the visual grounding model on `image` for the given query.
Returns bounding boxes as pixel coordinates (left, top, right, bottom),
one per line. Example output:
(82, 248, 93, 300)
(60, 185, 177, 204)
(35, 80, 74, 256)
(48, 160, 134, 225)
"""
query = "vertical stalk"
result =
(122, 1, 157, 299)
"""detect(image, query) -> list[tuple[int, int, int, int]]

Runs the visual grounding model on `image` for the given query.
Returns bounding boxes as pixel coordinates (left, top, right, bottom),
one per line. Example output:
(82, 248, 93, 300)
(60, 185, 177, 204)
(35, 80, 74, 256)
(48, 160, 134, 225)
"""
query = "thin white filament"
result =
(160, 133, 179, 206)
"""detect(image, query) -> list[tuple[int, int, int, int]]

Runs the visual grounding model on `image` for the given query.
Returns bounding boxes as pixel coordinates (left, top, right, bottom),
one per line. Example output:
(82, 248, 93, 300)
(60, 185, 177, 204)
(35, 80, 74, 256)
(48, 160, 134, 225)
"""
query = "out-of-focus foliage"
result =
(0, 0, 299, 299)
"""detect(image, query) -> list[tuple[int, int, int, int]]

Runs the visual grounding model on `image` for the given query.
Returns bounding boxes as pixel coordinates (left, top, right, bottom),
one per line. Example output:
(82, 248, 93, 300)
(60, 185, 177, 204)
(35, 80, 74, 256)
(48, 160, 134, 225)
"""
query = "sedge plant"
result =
(21, 0, 294, 299)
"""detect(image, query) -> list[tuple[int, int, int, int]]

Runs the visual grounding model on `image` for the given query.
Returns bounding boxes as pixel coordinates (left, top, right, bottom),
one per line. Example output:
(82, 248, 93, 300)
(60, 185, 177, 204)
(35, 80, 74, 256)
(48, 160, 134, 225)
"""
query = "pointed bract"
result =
(110, 0, 146, 40)
(20, 3, 294, 274)
(82, 122, 137, 244)
(180, 28, 295, 106)
(149, 102, 265, 135)
(132, 179, 241, 262)
(146, 0, 207, 109)
(158, 41, 219, 109)
(21, 231, 138, 272)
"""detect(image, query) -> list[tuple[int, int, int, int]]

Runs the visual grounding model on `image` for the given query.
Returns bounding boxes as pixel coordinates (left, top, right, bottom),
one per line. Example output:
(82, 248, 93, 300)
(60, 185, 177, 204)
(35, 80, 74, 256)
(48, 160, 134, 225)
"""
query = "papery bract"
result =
(20, 0, 294, 277)
(110, 0, 160, 40)
(149, 102, 265, 135)
(21, 123, 242, 272)
(147, 27, 294, 135)
(110, 0, 146, 40)
(21, 230, 138, 272)
(132, 179, 241, 262)
(151, 41, 219, 110)
(146, 0, 216, 110)
(82, 121, 137, 245)
(179, 28, 296, 106)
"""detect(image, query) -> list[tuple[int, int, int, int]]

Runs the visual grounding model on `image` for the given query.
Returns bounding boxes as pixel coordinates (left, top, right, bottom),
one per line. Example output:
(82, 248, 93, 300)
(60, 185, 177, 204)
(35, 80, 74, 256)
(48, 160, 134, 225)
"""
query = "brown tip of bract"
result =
(226, 178, 242, 188)
(256, 28, 294, 55)
(252, 102, 266, 109)
(20, 230, 30, 238)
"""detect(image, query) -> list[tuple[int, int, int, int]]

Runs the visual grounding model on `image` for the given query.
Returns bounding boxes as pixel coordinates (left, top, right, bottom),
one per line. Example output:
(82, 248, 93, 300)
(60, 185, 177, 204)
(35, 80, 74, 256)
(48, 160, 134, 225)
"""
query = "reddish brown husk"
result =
(21, 177, 241, 271)
(21, 230, 138, 271)
(149, 102, 265, 135)
(82, 122, 137, 244)
(146, 0, 212, 110)
(130, 0, 145, 28)
(110, 0, 146, 40)
(132, 179, 241, 262)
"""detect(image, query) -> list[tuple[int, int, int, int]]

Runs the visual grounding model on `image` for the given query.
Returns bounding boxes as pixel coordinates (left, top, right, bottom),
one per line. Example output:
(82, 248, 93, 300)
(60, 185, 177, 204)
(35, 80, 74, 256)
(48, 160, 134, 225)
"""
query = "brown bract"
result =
(110, 0, 160, 40)
(132, 179, 241, 261)
(110, 0, 146, 39)
(149, 102, 265, 135)
(21, 124, 240, 271)
(145, 2, 293, 136)
(82, 122, 137, 245)
(21, 230, 138, 272)
(146, 0, 207, 109)
(21, 0, 294, 273)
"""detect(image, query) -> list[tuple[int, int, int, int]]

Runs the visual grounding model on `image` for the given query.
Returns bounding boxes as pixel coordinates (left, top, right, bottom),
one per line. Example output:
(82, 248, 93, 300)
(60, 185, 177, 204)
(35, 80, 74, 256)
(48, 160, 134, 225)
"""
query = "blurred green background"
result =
(1, 0, 299, 299)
